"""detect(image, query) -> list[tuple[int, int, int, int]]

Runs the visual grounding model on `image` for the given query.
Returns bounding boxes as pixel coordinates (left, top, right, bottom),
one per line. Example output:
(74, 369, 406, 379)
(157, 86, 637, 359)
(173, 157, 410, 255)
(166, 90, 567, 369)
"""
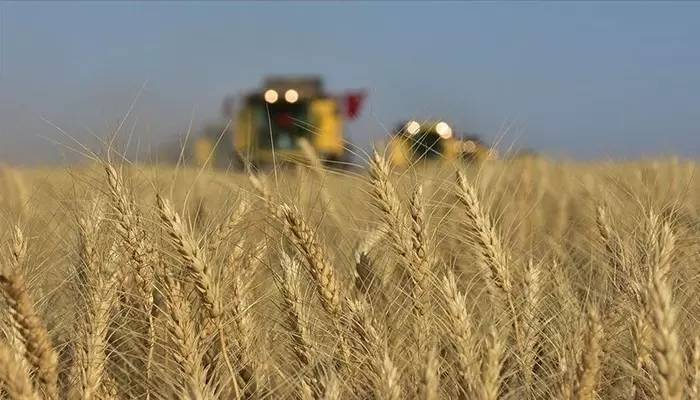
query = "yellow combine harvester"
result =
(226, 76, 364, 168)
(386, 119, 494, 168)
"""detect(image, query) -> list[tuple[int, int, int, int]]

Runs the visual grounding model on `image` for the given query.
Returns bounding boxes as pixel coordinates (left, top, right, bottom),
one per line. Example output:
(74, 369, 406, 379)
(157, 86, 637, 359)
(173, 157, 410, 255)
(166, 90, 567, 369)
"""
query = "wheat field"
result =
(0, 153, 699, 399)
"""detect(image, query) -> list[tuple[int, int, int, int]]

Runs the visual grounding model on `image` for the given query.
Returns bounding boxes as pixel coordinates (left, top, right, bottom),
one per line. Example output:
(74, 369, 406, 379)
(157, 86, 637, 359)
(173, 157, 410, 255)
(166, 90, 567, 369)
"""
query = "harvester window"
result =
(253, 101, 311, 150)
(409, 131, 444, 160)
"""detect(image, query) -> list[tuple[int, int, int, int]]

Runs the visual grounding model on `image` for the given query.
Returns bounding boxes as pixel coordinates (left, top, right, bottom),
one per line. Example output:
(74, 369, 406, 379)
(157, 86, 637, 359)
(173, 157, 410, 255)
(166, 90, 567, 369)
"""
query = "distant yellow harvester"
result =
(386, 119, 494, 168)
(231, 76, 359, 168)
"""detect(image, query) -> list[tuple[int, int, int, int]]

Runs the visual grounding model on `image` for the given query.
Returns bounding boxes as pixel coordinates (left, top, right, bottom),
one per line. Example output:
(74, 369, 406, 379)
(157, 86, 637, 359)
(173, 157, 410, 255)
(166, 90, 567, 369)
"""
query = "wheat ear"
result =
(442, 271, 478, 397)
(76, 198, 104, 283)
(455, 171, 511, 296)
(648, 261, 682, 400)
(521, 259, 542, 390)
(0, 278, 56, 397)
(347, 298, 401, 400)
(298, 137, 342, 226)
(367, 151, 412, 260)
(280, 251, 312, 368)
(157, 194, 222, 319)
(689, 336, 700, 400)
(279, 203, 342, 318)
(208, 198, 249, 255)
(480, 325, 505, 400)
(3, 226, 32, 379)
(557, 350, 574, 400)
(420, 343, 440, 400)
(630, 308, 651, 398)
(73, 246, 120, 400)
(227, 271, 263, 396)
(104, 163, 155, 397)
(104, 164, 154, 289)
(353, 228, 384, 297)
(0, 342, 40, 400)
(595, 205, 625, 279)
(1, 227, 58, 399)
(156, 194, 241, 398)
(163, 275, 212, 400)
(573, 308, 603, 400)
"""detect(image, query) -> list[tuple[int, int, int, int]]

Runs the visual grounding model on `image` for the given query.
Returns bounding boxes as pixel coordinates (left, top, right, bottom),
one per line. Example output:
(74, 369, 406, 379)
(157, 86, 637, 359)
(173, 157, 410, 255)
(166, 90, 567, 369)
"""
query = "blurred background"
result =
(0, 1, 699, 165)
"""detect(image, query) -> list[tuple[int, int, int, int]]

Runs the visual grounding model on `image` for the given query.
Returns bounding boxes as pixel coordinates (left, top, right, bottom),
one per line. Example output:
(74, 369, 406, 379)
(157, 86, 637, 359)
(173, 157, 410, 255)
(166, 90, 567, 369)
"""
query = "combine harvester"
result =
(193, 76, 495, 170)
(385, 119, 495, 168)
(195, 76, 366, 169)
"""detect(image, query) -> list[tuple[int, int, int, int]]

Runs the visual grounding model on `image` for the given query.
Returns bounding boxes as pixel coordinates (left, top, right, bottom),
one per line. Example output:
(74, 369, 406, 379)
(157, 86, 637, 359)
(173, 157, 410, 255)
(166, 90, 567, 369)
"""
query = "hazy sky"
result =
(1, 1, 699, 164)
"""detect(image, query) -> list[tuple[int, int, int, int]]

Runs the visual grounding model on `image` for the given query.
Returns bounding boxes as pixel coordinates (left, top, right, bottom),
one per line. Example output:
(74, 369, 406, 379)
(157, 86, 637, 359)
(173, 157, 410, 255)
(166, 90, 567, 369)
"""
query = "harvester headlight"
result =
(406, 120, 421, 135)
(435, 121, 453, 139)
(285, 89, 299, 103)
(264, 89, 279, 104)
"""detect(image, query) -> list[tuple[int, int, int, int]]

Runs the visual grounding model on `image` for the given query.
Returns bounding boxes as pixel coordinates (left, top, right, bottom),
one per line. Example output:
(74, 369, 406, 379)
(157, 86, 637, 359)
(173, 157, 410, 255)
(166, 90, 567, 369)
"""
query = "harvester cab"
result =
(386, 119, 493, 168)
(230, 76, 365, 168)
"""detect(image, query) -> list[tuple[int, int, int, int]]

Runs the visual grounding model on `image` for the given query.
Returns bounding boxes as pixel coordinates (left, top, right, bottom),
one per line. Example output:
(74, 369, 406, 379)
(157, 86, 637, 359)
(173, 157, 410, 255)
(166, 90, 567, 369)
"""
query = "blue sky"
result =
(1, 2, 699, 164)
